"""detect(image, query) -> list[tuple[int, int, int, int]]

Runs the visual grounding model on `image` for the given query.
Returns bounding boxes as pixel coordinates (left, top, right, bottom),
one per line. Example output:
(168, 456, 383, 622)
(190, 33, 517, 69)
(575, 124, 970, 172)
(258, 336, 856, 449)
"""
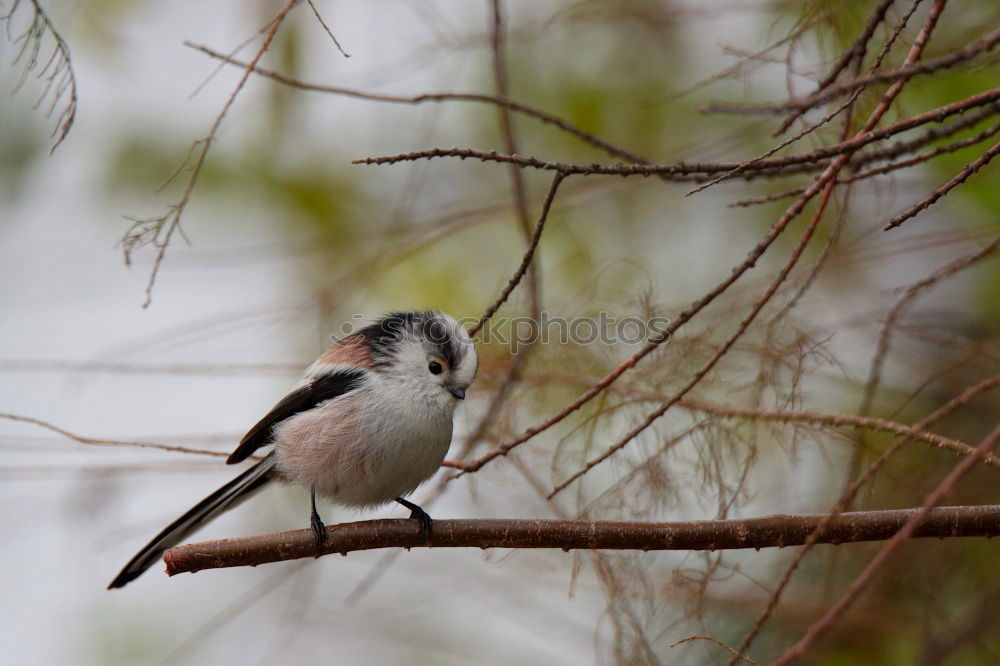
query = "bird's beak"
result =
(448, 385, 466, 400)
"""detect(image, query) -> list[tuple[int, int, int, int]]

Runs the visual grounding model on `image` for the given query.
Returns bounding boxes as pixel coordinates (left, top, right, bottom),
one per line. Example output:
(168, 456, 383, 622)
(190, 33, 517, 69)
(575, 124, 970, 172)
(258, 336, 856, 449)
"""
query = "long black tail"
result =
(108, 453, 276, 589)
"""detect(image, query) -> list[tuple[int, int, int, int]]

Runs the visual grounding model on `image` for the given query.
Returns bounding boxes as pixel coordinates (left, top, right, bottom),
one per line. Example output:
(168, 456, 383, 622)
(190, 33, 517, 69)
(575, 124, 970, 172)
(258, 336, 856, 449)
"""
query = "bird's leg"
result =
(394, 496, 432, 541)
(310, 487, 326, 555)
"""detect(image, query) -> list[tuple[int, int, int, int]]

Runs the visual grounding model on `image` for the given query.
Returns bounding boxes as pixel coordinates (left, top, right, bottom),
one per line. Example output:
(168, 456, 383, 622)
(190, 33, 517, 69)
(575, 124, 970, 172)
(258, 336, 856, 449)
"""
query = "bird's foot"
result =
(310, 488, 326, 556)
(394, 496, 432, 541)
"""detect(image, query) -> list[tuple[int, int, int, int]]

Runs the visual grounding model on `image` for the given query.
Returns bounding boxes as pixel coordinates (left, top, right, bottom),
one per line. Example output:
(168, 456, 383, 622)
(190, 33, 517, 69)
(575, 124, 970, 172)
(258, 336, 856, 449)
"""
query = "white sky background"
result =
(1, 1, 989, 664)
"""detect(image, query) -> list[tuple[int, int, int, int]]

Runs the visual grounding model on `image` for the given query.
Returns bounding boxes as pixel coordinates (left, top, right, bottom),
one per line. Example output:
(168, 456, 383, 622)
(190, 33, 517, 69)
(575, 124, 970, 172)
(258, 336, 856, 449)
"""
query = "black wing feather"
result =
(226, 369, 365, 464)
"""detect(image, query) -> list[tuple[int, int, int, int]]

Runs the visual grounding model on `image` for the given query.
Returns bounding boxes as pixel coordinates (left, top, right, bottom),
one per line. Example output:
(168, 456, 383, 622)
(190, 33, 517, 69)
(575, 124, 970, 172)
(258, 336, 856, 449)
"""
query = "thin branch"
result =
(671, 635, 760, 666)
(703, 26, 1000, 117)
(0, 412, 230, 458)
(548, 178, 837, 498)
(2, 0, 78, 152)
(674, 399, 1000, 468)
(163, 505, 1000, 576)
(482, 0, 540, 337)
(858, 236, 1000, 437)
(884, 138, 1000, 230)
(691, 2, 921, 196)
(457, 130, 848, 478)
(548, 4, 948, 496)
(850, 117, 1000, 181)
(728, 118, 1000, 208)
(854, 101, 1000, 166)
(353, 87, 1000, 179)
(727, 3, 956, 655)
(687, 90, 862, 196)
(772, 0, 896, 134)
(786, 26, 1000, 115)
(728, 184, 810, 208)
(773, 423, 1000, 665)
(184, 42, 653, 166)
(731, 374, 1000, 661)
(125, 0, 300, 308)
(303, 0, 350, 57)
(702, 24, 1000, 118)
(469, 171, 565, 336)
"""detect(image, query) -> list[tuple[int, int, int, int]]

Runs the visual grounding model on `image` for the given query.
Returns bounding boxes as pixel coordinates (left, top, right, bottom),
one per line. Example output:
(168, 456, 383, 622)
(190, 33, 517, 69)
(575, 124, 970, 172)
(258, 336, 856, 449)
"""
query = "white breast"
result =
(271, 375, 455, 508)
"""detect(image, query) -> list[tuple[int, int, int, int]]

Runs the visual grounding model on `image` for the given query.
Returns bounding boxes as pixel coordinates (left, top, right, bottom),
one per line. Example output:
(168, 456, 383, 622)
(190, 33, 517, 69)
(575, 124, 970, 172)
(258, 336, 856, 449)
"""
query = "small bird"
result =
(108, 310, 478, 589)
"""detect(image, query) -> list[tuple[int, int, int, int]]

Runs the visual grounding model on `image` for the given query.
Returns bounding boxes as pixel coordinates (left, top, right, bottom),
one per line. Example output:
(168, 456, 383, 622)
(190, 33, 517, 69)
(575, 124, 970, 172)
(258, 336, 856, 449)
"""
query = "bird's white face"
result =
(424, 316, 478, 400)
(379, 312, 478, 405)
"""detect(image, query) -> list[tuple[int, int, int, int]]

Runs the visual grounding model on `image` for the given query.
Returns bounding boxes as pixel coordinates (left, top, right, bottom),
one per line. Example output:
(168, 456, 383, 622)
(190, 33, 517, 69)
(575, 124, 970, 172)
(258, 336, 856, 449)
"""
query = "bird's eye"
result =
(428, 360, 444, 375)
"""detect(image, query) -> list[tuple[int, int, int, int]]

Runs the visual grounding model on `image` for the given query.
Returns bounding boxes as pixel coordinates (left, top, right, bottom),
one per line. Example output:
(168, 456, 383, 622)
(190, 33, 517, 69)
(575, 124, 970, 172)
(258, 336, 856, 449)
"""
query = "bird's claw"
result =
(395, 496, 433, 541)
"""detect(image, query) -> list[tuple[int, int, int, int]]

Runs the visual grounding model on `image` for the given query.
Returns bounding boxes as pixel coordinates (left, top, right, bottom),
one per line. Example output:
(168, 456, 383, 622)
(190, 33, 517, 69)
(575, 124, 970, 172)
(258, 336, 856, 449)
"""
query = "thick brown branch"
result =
(164, 505, 1000, 576)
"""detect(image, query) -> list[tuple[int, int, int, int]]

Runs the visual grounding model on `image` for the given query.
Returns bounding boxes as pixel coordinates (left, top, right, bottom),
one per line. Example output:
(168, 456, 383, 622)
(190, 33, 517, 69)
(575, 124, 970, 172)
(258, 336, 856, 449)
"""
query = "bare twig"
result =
(0, 412, 230, 458)
(671, 635, 760, 666)
(457, 133, 846, 479)
(2, 0, 78, 152)
(354, 87, 1000, 180)
(303, 0, 350, 57)
(125, 0, 300, 308)
(549, 178, 837, 498)
(457, 83, 989, 481)
(729, 119, 1000, 207)
(729, 3, 956, 657)
(687, 91, 862, 196)
(773, 423, 1000, 664)
(549, 0, 951, 496)
(731, 373, 1000, 661)
(674, 399, 999, 468)
(884, 138, 1000, 229)
(185, 42, 653, 166)
(772, 0, 896, 134)
(858, 236, 1000, 437)
(692, 3, 922, 197)
(469, 171, 566, 336)
(851, 117, 1000, 182)
(481, 0, 540, 338)
(709, 26, 1000, 119)
(855, 101, 1000, 166)
(791, 27, 1000, 114)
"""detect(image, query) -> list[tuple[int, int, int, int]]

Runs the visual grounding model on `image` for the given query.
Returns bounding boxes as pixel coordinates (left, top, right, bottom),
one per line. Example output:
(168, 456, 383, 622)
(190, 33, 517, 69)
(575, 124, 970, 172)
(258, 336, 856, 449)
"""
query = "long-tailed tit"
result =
(108, 310, 478, 589)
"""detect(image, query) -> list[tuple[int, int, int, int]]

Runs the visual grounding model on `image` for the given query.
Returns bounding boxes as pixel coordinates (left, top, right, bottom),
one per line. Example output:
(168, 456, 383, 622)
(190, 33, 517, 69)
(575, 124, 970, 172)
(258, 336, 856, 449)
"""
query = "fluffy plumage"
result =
(108, 310, 477, 589)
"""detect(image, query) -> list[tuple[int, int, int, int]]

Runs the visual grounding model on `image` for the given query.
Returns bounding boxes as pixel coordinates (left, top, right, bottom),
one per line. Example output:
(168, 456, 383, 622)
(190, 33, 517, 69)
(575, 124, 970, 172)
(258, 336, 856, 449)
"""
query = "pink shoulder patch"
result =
(317, 336, 373, 368)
